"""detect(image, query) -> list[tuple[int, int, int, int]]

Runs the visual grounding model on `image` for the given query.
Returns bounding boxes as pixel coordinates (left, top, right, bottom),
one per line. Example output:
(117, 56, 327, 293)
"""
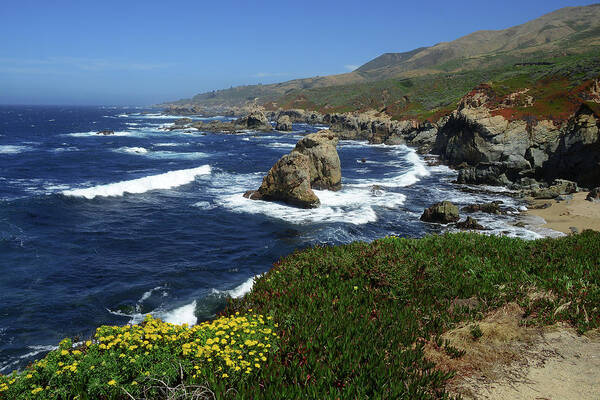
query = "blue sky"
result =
(1, 0, 598, 105)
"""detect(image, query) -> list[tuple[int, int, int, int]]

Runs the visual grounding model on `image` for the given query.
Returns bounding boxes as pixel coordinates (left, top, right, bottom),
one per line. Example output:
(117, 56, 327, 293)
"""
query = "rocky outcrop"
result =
(96, 130, 114, 136)
(246, 130, 341, 208)
(236, 110, 273, 131)
(420, 201, 460, 223)
(292, 131, 341, 190)
(587, 187, 600, 202)
(461, 202, 503, 215)
(180, 110, 273, 133)
(163, 104, 205, 116)
(248, 152, 320, 208)
(433, 84, 600, 188)
(542, 104, 600, 187)
(276, 115, 293, 131)
(530, 179, 579, 199)
(456, 217, 485, 230)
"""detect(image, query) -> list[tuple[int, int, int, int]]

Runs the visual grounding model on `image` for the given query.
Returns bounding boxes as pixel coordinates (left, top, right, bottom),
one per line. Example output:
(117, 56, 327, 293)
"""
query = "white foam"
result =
(0, 145, 32, 154)
(264, 142, 296, 149)
(65, 131, 132, 137)
(63, 165, 211, 199)
(20, 345, 58, 360)
(217, 185, 405, 225)
(351, 149, 430, 188)
(154, 142, 181, 147)
(117, 146, 149, 154)
(227, 277, 255, 298)
(162, 301, 198, 325)
(193, 201, 216, 210)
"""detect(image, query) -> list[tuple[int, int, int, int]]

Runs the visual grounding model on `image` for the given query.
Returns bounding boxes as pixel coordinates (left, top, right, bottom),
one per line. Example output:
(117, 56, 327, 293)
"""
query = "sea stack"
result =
(244, 130, 341, 208)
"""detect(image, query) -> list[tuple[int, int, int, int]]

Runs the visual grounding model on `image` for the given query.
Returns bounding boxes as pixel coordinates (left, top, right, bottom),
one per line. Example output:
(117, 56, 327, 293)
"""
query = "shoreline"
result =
(523, 192, 600, 234)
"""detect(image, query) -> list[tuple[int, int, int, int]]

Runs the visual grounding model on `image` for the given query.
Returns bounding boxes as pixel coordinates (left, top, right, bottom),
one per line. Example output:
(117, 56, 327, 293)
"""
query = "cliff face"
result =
(267, 76, 600, 188)
(432, 80, 599, 187)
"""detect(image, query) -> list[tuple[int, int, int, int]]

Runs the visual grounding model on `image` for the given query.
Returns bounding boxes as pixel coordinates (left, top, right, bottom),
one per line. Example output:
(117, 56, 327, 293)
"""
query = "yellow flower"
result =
(108, 379, 117, 386)
(31, 387, 43, 394)
(60, 350, 69, 356)
(222, 373, 229, 378)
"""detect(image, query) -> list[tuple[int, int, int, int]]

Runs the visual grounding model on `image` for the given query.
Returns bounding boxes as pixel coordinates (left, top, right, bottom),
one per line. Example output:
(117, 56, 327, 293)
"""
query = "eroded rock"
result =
(421, 201, 460, 223)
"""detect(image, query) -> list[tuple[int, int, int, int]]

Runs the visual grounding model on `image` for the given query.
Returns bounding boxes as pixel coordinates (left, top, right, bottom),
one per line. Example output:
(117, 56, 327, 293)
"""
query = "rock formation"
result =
(292, 131, 341, 191)
(175, 110, 273, 133)
(96, 130, 114, 136)
(456, 216, 485, 230)
(461, 202, 503, 215)
(245, 130, 342, 208)
(586, 187, 600, 202)
(245, 153, 320, 208)
(276, 115, 293, 131)
(420, 201, 460, 223)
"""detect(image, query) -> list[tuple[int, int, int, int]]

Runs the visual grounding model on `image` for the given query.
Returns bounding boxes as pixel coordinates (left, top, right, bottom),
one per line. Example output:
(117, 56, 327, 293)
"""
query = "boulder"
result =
(530, 179, 578, 199)
(456, 163, 512, 186)
(586, 187, 600, 202)
(255, 152, 320, 208)
(461, 202, 503, 214)
(276, 115, 293, 131)
(456, 217, 485, 230)
(292, 130, 342, 191)
(550, 179, 578, 194)
(174, 118, 193, 126)
(96, 130, 114, 136)
(420, 201, 460, 223)
(236, 110, 272, 131)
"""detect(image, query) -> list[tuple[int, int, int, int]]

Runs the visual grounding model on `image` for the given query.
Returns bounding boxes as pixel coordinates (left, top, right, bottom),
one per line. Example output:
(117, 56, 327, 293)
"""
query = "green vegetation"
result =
(2, 231, 599, 399)
(276, 51, 600, 121)
(0, 314, 279, 399)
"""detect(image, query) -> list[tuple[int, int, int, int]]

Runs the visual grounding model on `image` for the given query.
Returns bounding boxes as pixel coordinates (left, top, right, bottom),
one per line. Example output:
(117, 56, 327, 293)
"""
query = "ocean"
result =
(0, 105, 546, 372)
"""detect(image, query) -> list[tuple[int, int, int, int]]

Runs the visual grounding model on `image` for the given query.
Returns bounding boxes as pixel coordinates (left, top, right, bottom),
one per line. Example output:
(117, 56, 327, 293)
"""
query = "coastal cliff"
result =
(258, 76, 600, 190)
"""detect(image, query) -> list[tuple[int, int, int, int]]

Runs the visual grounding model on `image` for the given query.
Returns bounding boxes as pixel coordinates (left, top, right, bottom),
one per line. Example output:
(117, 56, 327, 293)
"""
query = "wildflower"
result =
(108, 379, 117, 386)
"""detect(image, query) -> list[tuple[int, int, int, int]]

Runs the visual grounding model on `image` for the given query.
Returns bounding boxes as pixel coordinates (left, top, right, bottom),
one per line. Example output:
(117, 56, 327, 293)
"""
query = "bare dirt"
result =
(424, 302, 600, 399)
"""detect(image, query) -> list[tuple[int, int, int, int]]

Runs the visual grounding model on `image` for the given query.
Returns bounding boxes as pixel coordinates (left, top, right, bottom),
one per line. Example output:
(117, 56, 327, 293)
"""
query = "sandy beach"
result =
(524, 192, 600, 234)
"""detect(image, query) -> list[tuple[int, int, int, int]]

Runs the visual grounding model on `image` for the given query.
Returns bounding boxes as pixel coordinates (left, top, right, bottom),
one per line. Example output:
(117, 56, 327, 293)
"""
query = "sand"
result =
(523, 192, 600, 234)
(425, 302, 600, 400)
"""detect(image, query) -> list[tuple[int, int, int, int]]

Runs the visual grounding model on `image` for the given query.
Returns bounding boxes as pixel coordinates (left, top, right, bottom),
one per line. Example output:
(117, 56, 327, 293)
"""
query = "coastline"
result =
(523, 192, 600, 235)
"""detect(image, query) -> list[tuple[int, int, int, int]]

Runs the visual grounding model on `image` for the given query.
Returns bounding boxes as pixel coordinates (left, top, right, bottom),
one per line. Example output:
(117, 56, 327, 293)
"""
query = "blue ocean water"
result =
(0, 105, 540, 372)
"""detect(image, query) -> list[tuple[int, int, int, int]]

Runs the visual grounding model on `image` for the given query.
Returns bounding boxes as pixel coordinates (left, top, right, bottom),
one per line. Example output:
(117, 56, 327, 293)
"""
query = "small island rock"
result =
(255, 152, 320, 208)
(276, 115, 293, 131)
(421, 201, 460, 223)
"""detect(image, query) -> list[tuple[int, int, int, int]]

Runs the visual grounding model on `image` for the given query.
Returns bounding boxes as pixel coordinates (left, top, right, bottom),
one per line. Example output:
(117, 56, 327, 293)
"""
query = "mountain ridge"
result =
(167, 3, 600, 112)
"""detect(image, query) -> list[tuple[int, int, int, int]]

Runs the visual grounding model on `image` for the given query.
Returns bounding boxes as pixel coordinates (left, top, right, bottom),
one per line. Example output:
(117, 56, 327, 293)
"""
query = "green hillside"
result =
(168, 4, 600, 117)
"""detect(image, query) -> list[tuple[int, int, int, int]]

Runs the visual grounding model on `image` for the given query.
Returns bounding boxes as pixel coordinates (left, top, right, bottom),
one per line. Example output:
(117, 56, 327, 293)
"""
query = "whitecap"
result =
(116, 146, 149, 154)
(64, 131, 132, 137)
(193, 201, 217, 210)
(62, 165, 211, 199)
(227, 276, 255, 298)
(217, 186, 405, 225)
(0, 145, 32, 154)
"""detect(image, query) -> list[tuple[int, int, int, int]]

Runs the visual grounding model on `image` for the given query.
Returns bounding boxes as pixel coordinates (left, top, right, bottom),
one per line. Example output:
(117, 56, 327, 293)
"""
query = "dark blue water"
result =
(0, 105, 537, 372)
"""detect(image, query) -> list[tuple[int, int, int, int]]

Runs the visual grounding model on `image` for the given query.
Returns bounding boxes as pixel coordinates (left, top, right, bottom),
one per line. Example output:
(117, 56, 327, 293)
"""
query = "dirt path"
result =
(424, 303, 600, 399)
(470, 327, 600, 399)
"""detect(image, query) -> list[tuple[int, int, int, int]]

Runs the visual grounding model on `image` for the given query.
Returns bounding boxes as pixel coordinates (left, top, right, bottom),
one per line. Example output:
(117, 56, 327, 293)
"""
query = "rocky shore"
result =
(162, 77, 599, 232)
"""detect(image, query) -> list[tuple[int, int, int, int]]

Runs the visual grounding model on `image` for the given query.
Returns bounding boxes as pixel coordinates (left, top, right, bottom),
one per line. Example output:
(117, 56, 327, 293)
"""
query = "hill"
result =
(167, 3, 600, 113)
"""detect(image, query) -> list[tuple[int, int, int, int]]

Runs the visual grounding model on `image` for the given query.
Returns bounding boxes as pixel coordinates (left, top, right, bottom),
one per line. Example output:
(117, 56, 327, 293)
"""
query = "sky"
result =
(0, 0, 598, 105)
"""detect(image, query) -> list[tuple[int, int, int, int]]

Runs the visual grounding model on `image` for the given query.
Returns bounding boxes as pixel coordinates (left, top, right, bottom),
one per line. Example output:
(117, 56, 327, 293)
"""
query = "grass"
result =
(2, 231, 599, 399)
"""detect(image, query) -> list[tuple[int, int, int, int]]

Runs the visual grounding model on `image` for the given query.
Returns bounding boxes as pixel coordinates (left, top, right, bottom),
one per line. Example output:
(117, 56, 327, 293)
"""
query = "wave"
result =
(62, 165, 211, 199)
(116, 146, 149, 154)
(210, 276, 256, 299)
(216, 185, 406, 225)
(64, 131, 132, 137)
(114, 147, 208, 160)
(226, 276, 255, 298)
(0, 145, 32, 154)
